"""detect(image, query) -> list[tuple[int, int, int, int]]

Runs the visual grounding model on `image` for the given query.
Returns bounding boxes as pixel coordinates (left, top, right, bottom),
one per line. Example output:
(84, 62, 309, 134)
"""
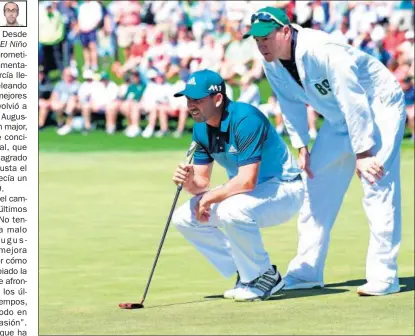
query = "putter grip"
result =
(178, 141, 198, 190)
(185, 141, 198, 164)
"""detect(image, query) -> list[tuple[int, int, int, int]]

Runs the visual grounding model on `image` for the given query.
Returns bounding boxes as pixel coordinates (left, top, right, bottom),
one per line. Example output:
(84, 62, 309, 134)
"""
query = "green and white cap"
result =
(243, 7, 291, 39)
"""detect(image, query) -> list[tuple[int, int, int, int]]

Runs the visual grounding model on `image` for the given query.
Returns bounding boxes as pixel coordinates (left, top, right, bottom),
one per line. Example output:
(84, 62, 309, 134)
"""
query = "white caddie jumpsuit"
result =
(263, 25, 406, 285)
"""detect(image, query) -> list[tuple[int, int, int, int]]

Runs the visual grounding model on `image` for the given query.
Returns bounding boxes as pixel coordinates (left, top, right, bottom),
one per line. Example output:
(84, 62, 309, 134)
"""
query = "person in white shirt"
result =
(77, 69, 96, 105)
(176, 30, 200, 71)
(220, 29, 257, 80)
(164, 73, 189, 138)
(198, 34, 225, 73)
(81, 72, 119, 134)
(145, 31, 170, 74)
(77, 0, 103, 71)
(52, 67, 81, 136)
(330, 21, 352, 45)
(246, 7, 406, 296)
(141, 70, 172, 138)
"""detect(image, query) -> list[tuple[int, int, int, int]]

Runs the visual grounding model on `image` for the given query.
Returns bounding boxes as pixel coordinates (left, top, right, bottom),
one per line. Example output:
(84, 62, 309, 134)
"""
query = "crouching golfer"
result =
(172, 69, 304, 301)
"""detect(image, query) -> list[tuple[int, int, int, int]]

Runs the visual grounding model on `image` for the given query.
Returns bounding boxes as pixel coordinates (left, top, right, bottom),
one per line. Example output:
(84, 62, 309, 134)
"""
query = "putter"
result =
(119, 141, 199, 310)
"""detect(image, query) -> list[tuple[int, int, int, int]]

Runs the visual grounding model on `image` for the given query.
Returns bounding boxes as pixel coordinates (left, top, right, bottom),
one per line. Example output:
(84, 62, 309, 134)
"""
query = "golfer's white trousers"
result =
(172, 177, 304, 283)
(286, 90, 407, 285)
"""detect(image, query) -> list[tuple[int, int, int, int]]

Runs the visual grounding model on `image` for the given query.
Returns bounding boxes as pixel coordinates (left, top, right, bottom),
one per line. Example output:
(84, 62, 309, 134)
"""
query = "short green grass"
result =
(40, 144, 414, 335)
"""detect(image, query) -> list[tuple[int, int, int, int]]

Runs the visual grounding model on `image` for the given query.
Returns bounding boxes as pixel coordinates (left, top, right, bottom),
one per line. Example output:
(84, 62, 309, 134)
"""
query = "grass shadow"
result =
(267, 287, 348, 301)
(325, 276, 414, 293)
(204, 294, 224, 299)
(205, 287, 348, 302)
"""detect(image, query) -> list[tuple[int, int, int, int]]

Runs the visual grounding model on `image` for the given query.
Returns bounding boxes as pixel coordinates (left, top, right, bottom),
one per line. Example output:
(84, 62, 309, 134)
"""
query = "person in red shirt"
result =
(116, 32, 149, 78)
(383, 24, 406, 57)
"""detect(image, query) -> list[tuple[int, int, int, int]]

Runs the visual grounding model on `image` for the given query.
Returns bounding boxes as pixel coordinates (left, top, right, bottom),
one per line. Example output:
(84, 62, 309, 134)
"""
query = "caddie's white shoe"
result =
(283, 274, 324, 290)
(357, 281, 400, 296)
(234, 265, 284, 302)
(223, 272, 244, 299)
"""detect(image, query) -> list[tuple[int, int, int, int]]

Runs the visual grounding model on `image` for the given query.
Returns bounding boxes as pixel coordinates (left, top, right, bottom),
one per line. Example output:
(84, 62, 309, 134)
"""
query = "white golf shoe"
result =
(234, 265, 284, 302)
(223, 272, 244, 299)
(357, 281, 400, 296)
(282, 274, 324, 290)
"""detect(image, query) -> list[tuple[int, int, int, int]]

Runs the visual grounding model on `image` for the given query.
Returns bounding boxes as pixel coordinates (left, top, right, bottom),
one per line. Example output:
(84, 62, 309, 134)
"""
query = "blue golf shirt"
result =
(192, 99, 302, 184)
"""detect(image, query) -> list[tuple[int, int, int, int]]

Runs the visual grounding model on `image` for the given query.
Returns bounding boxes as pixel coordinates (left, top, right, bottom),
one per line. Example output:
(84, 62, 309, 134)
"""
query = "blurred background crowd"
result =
(38, 0, 415, 140)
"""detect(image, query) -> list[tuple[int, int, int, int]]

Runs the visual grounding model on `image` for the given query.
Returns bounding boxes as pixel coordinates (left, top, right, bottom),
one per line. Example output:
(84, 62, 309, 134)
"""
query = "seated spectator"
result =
(49, 67, 80, 135)
(237, 76, 260, 108)
(330, 21, 352, 44)
(373, 41, 392, 66)
(138, 57, 161, 84)
(78, 0, 103, 72)
(163, 71, 189, 139)
(77, 68, 97, 110)
(220, 29, 256, 81)
(145, 31, 171, 75)
(113, 72, 147, 137)
(356, 29, 377, 56)
(80, 72, 119, 134)
(165, 32, 184, 79)
(175, 29, 200, 72)
(402, 76, 415, 141)
(141, 71, 172, 138)
(211, 22, 232, 48)
(396, 30, 414, 65)
(115, 31, 149, 78)
(38, 66, 54, 129)
(389, 56, 412, 84)
(237, 25, 264, 82)
(383, 23, 406, 57)
(197, 34, 225, 73)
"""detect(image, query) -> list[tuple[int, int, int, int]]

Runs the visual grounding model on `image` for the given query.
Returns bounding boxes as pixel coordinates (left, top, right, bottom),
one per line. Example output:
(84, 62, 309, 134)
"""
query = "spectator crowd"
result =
(38, 0, 415, 141)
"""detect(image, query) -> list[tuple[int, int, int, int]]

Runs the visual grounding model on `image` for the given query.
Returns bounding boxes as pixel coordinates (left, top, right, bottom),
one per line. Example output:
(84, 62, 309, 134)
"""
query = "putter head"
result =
(119, 302, 144, 309)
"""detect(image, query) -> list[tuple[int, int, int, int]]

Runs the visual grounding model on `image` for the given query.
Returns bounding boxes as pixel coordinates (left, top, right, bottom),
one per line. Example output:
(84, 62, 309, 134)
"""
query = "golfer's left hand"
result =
(195, 196, 211, 223)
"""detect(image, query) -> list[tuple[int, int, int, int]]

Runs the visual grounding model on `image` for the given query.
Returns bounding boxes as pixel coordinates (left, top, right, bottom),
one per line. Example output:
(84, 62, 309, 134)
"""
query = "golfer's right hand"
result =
(298, 147, 314, 179)
(172, 164, 194, 187)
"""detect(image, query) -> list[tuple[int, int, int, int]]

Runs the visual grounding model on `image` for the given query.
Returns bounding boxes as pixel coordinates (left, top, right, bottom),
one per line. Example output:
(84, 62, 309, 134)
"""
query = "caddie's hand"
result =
(298, 147, 314, 179)
(355, 154, 384, 184)
(195, 195, 211, 223)
(172, 164, 194, 187)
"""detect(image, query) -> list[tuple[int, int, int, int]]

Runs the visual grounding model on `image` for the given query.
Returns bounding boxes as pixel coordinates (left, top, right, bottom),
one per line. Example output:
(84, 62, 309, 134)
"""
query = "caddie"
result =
(171, 69, 305, 301)
(244, 7, 407, 296)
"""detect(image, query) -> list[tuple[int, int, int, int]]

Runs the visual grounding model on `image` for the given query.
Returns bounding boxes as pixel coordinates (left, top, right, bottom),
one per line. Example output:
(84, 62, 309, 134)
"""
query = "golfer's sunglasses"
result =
(250, 12, 285, 27)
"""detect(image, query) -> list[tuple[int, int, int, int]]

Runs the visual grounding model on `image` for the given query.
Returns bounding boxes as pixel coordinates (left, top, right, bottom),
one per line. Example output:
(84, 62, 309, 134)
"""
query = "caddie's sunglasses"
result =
(250, 12, 285, 27)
